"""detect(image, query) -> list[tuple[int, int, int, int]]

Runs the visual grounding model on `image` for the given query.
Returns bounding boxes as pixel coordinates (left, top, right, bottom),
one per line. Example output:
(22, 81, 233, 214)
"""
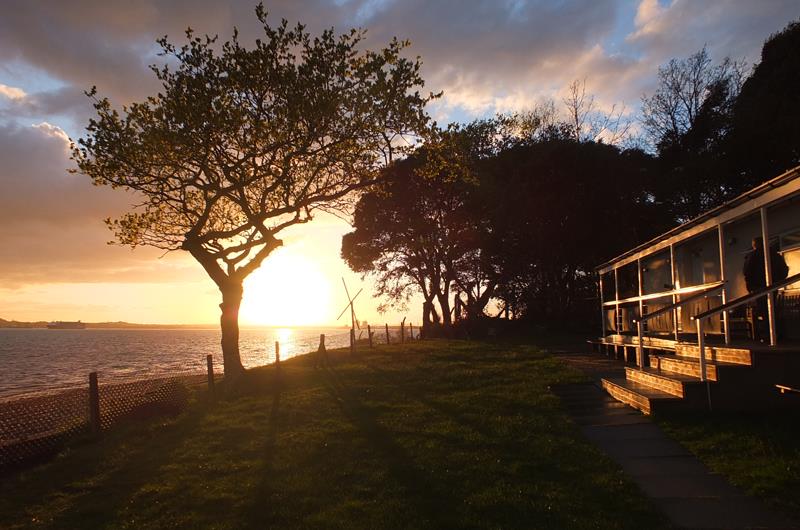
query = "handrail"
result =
(603, 281, 725, 307)
(691, 272, 800, 321)
(634, 283, 725, 323)
(631, 282, 725, 373)
(691, 271, 800, 410)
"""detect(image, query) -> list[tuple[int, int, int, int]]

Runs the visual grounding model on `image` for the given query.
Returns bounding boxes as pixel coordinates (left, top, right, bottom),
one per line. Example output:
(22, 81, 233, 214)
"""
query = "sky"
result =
(0, 0, 798, 326)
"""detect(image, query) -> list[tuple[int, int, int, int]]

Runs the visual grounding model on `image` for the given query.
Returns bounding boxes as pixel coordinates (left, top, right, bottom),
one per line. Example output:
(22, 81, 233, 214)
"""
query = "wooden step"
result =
(601, 377, 682, 415)
(649, 353, 748, 382)
(674, 343, 752, 365)
(624, 366, 701, 398)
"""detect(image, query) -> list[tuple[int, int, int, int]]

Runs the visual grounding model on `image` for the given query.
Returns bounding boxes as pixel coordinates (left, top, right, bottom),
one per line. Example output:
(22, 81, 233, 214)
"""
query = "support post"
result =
(613, 267, 621, 334)
(695, 318, 712, 410)
(317, 333, 327, 367)
(696, 319, 707, 382)
(206, 354, 215, 398)
(275, 341, 280, 366)
(717, 224, 731, 344)
(760, 207, 777, 346)
(599, 273, 606, 339)
(368, 324, 373, 348)
(636, 320, 644, 369)
(637, 258, 644, 367)
(670, 244, 679, 342)
(385, 323, 390, 344)
(88, 371, 101, 435)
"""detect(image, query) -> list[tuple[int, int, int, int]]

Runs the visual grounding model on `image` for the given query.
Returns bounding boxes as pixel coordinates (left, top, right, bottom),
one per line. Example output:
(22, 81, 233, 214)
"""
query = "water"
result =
(0, 327, 355, 399)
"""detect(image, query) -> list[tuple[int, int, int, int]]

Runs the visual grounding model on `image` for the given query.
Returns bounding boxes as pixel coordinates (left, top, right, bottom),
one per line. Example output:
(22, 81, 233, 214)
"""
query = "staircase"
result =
(600, 342, 757, 414)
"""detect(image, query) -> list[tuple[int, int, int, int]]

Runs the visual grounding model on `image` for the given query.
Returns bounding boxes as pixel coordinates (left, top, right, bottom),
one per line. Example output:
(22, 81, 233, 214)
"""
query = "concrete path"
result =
(552, 349, 798, 529)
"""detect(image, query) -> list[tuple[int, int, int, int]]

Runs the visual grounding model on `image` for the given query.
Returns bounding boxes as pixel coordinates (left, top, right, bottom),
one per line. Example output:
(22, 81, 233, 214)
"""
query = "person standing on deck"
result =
(743, 236, 789, 341)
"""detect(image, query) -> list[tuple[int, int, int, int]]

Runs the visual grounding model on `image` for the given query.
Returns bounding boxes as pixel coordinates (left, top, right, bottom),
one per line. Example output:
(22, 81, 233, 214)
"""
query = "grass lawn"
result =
(657, 409, 800, 518)
(0, 340, 669, 529)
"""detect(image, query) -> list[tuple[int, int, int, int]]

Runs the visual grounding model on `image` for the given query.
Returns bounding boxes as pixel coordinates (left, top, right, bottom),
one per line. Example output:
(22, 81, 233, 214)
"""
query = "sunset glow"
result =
(240, 249, 332, 326)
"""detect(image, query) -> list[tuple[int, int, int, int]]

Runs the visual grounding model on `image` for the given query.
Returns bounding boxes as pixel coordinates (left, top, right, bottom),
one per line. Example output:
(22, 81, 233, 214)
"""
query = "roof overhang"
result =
(596, 165, 800, 275)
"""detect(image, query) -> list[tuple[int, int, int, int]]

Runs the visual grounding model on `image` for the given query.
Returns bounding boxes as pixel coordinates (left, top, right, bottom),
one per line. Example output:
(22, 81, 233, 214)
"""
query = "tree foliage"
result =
(727, 20, 800, 185)
(343, 20, 800, 335)
(73, 6, 435, 374)
(641, 46, 745, 152)
(480, 140, 666, 322)
(342, 119, 504, 332)
(343, 115, 668, 332)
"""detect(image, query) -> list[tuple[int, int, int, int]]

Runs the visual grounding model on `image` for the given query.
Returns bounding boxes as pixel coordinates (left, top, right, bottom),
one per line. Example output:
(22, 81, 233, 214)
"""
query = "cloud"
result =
(0, 0, 798, 295)
(627, 0, 800, 64)
(0, 121, 202, 287)
(0, 83, 27, 100)
(0, 85, 94, 126)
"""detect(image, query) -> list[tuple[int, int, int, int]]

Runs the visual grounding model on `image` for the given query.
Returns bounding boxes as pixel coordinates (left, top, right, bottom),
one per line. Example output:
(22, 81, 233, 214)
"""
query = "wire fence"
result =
(0, 324, 419, 472)
(0, 369, 211, 473)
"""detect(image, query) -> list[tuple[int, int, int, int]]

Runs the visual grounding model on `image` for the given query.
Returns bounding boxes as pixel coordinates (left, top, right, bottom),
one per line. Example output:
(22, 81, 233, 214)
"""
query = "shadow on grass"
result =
(316, 363, 456, 528)
(0, 398, 213, 529)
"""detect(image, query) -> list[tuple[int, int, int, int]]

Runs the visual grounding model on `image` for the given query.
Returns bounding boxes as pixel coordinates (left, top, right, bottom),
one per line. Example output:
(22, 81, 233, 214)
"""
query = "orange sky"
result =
(0, 1, 796, 326)
(0, 211, 422, 326)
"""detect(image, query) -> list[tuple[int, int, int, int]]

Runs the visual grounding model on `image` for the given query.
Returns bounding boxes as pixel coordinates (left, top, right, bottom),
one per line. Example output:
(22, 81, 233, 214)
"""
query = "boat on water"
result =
(46, 321, 87, 329)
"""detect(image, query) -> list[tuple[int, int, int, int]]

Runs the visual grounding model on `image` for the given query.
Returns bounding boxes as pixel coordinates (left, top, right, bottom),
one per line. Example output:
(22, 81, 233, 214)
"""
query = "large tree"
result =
(727, 20, 800, 186)
(641, 47, 746, 221)
(341, 154, 464, 333)
(342, 120, 501, 333)
(73, 6, 435, 377)
(480, 139, 667, 323)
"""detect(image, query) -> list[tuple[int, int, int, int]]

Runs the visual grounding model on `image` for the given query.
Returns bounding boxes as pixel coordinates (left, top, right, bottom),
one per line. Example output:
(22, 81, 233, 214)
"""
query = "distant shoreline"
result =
(0, 318, 355, 330)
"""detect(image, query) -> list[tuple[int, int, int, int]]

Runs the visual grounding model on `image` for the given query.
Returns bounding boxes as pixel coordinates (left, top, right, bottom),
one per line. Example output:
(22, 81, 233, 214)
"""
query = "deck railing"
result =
(631, 283, 726, 369)
(689, 272, 800, 409)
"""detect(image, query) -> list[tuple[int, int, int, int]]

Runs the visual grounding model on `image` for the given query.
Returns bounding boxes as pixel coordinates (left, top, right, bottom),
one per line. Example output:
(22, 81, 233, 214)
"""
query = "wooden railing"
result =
(631, 283, 726, 369)
(689, 272, 800, 410)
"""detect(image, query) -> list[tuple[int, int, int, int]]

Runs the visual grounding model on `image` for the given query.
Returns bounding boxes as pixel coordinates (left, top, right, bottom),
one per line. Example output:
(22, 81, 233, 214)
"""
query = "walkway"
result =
(551, 348, 798, 529)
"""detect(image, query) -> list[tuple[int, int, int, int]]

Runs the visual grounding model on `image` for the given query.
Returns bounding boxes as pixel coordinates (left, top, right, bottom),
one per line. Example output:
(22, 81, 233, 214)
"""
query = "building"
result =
(594, 165, 800, 413)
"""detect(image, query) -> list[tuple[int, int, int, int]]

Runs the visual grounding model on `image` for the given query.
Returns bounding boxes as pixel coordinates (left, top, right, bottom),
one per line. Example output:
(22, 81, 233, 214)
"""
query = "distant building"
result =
(46, 321, 86, 329)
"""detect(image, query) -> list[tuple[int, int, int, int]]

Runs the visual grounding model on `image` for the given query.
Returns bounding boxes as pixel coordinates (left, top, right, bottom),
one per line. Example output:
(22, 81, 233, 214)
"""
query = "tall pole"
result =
(599, 273, 606, 339)
(718, 223, 730, 344)
(760, 207, 777, 346)
(637, 258, 644, 368)
(670, 244, 679, 342)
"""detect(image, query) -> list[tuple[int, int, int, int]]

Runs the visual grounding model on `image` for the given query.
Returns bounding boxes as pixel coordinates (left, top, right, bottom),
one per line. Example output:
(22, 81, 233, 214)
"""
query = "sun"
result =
(240, 249, 332, 326)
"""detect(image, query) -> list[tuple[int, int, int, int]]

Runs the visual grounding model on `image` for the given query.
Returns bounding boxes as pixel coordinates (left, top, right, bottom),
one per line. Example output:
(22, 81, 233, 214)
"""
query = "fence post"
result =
(206, 354, 215, 399)
(368, 324, 373, 348)
(400, 318, 406, 344)
(350, 328, 356, 355)
(88, 371, 101, 435)
(316, 334, 326, 367)
(409, 322, 414, 341)
(275, 341, 280, 366)
(385, 323, 390, 344)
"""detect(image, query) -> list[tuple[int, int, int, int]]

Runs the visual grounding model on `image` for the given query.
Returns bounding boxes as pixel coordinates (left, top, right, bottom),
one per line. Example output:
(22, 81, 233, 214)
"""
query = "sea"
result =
(0, 327, 360, 399)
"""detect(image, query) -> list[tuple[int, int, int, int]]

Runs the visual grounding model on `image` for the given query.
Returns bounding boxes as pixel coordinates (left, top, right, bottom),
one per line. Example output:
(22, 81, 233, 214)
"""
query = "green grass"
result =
(658, 409, 800, 518)
(0, 340, 669, 529)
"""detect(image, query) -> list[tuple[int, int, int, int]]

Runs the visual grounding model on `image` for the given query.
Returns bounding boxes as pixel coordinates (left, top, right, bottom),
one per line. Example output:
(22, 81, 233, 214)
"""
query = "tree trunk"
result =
(422, 300, 433, 328)
(219, 281, 245, 378)
(438, 293, 452, 327)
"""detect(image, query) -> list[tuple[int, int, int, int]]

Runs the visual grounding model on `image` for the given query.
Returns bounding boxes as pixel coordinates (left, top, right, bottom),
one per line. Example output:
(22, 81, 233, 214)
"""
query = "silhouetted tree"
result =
(642, 47, 746, 221)
(727, 20, 800, 186)
(481, 139, 667, 323)
(562, 78, 632, 145)
(641, 47, 745, 151)
(73, 6, 434, 377)
(342, 117, 537, 332)
(341, 153, 472, 333)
